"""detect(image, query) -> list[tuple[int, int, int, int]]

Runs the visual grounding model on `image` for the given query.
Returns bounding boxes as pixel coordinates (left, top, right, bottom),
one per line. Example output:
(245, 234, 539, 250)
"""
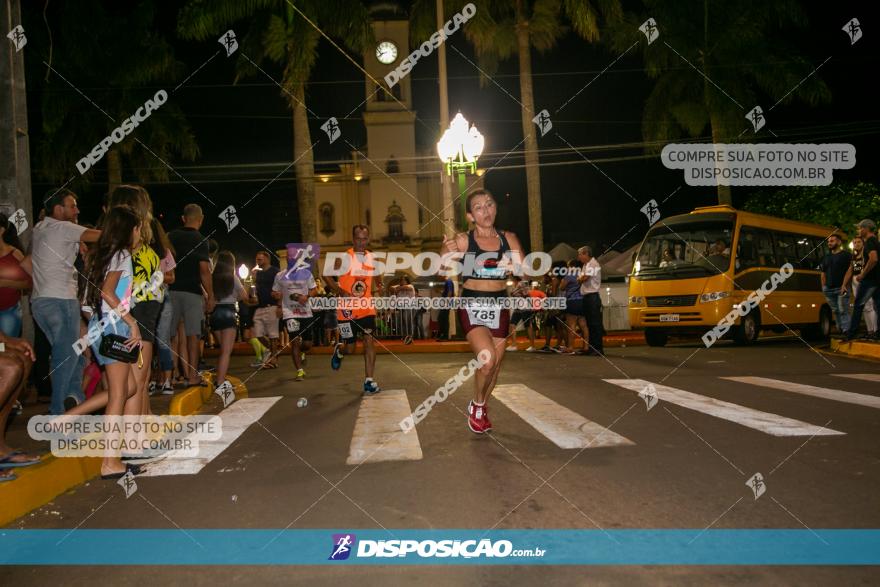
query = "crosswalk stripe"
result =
(603, 379, 843, 437)
(723, 376, 880, 410)
(493, 384, 634, 449)
(831, 373, 880, 383)
(143, 397, 281, 477)
(347, 389, 423, 465)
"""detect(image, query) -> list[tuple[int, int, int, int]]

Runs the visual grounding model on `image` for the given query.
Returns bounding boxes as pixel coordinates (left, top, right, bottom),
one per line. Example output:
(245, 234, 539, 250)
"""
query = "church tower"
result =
(362, 1, 421, 246)
(311, 1, 449, 258)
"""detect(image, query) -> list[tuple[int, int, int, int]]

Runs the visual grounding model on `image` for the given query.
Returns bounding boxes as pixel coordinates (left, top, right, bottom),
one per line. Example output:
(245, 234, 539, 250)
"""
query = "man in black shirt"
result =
(251, 250, 280, 368)
(820, 233, 852, 334)
(845, 219, 880, 340)
(168, 204, 215, 385)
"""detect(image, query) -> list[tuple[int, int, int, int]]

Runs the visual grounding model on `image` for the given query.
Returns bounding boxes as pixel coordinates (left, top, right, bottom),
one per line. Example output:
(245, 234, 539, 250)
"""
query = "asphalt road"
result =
(6, 338, 880, 585)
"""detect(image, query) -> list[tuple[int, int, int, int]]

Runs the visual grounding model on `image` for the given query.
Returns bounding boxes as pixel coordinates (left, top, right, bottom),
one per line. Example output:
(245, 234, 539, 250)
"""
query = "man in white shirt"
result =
(577, 245, 604, 356)
(272, 266, 318, 381)
(22, 190, 100, 414)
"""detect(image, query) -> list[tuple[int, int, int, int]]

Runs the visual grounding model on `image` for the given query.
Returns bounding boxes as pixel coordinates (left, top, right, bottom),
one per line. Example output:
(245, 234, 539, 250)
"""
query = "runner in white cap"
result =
(272, 261, 319, 382)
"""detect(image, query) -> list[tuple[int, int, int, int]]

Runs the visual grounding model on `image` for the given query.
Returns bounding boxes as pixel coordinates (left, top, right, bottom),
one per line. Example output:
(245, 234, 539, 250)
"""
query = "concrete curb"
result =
(0, 454, 102, 528)
(168, 374, 249, 416)
(829, 338, 880, 361)
(0, 376, 249, 528)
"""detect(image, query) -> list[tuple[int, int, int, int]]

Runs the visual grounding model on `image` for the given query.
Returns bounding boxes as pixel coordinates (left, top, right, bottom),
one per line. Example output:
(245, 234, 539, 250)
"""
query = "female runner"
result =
(441, 189, 524, 434)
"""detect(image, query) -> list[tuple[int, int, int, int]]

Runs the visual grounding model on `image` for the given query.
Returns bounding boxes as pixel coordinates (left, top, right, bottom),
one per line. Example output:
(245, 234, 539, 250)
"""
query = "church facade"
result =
(309, 4, 482, 262)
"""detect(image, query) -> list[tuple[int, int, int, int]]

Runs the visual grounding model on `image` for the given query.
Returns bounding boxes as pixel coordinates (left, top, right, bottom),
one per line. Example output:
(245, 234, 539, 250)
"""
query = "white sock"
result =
(473, 400, 485, 406)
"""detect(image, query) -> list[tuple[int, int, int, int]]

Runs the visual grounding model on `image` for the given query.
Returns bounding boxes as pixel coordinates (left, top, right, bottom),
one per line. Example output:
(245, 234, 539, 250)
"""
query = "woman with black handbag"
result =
(107, 185, 161, 419)
(68, 206, 143, 479)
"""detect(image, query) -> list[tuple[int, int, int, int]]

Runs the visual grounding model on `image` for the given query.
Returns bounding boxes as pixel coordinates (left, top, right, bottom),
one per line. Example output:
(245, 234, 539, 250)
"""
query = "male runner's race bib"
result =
(282, 308, 301, 333)
(338, 322, 354, 339)
(466, 307, 500, 329)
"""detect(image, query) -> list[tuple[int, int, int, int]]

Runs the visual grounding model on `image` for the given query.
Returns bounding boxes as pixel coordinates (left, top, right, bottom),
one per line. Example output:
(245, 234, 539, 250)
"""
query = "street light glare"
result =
(464, 126, 484, 162)
(437, 112, 483, 164)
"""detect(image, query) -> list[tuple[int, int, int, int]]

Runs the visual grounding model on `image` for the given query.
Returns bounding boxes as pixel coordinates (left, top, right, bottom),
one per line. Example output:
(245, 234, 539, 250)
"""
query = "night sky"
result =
(23, 1, 880, 262)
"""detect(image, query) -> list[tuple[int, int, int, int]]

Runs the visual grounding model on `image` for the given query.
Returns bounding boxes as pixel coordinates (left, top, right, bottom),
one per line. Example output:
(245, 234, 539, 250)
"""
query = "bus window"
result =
(772, 231, 799, 268)
(737, 228, 759, 269)
(737, 227, 774, 270)
(634, 220, 734, 277)
(812, 235, 827, 269)
(796, 236, 822, 270)
(697, 239, 731, 272)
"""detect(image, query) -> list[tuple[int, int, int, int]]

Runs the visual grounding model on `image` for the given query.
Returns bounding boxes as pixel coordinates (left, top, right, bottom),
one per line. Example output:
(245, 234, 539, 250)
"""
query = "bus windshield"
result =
(634, 220, 735, 279)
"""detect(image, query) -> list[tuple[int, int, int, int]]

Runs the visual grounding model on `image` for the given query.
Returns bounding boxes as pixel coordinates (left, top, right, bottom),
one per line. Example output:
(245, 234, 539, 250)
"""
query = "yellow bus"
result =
(628, 205, 834, 346)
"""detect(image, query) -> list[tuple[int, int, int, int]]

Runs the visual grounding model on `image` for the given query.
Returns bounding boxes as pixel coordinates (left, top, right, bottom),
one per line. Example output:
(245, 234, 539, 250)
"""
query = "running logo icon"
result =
(321, 118, 341, 143)
(640, 199, 661, 226)
(7, 25, 26, 52)
(746, 472, 766, 500)
(329, 533, 356, 560)
(219, 205, 239, 232)
(746, 105, 765, 133)
(10, 209, 28, 234)
(219, 30, 238, 56)
(215, 381, 235, 408)
(118, 470, 138, 499)
(842, 18, 862, 45)
(284, 243, 319, 280)
(532, 110, 552, 137)
(638, 383, 659, 411)
(639, 18, 659, 45)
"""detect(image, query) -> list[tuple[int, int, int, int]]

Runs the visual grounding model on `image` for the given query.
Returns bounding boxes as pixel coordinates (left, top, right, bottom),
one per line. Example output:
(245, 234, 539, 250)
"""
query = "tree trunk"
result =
(709, 113, 732, 206)
(436, 0, 456, 240)
(704, 0, 732, 206)
(292, 82, 317, 242)
(107, 147, 122, 194)
(516, 11, 544, 252)
(0, 0, 34, 344)
(0, 0, 32, 236)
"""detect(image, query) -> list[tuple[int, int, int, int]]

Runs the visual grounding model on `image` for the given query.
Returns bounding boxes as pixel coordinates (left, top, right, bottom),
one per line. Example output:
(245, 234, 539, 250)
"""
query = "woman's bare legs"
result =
(215, 328, 236, 386)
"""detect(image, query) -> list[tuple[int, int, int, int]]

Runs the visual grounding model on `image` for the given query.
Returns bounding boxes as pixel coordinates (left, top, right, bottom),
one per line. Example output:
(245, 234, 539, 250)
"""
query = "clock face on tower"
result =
(376, 41, 398, 64)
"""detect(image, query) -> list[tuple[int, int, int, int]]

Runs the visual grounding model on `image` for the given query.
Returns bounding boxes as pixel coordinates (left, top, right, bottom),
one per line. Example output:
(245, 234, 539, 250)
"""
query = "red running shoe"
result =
(467, 400, 490, 434)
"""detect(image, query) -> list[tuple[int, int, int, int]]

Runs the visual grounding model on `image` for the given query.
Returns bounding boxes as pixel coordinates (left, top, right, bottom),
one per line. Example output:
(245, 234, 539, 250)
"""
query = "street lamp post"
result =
(437, 112, 484, 231)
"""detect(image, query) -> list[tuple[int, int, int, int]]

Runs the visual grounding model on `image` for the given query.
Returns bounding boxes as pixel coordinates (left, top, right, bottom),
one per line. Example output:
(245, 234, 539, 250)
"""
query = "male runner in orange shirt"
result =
(323, 225, 383, 394)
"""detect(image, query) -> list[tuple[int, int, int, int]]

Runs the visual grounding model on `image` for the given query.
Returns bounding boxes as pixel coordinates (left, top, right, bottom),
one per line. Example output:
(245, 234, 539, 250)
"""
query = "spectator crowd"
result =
(1, 182, 876, 480)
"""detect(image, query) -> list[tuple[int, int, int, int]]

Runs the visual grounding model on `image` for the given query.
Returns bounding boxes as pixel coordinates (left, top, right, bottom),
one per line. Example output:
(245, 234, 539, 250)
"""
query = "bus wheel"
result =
(733, 312, 760, 345)
(803, 306, 831, 341)
(644, 328, 668, 347)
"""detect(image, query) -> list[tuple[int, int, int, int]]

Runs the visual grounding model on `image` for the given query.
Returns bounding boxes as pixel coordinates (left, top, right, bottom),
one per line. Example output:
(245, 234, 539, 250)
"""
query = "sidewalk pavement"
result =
(0, 375, 248, 528)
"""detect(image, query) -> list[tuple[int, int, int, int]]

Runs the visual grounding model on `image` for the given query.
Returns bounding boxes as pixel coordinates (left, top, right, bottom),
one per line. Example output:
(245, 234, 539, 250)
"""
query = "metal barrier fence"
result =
(375, 308, 426, 343)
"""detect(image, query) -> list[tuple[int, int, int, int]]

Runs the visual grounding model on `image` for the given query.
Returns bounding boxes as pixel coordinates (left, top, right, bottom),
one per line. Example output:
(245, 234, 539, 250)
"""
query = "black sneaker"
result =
(63, 396, 79, 412)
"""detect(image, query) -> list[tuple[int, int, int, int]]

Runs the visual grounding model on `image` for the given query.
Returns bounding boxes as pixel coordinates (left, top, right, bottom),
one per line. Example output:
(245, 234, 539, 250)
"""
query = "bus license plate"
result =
(659, 314, 680, 322)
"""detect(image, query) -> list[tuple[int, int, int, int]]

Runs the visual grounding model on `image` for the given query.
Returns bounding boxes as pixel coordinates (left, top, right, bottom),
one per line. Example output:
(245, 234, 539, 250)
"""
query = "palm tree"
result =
(413, 0, 621, 251)
(178, 0, 372, 242)
(606, 0, 831, 205)
(28, 0, 198, 192)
